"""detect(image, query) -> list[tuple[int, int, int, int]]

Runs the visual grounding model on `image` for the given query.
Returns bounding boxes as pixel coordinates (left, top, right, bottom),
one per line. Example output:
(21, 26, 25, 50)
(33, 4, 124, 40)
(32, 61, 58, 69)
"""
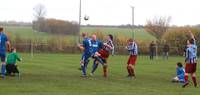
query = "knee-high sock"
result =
(80, 62, 86, 75)
(127, 66, 132, 76)
(1, 64, 6, 76)
(130, 67, 135, 76)
(91, 60, 98, 73)
(127, 66, 135, 76)
(84, 60, 90, 69)
(192, 76, 197, 87)
(103, 65, 108, 77)
(95, 57, 104, 65)
(184, 75, 188, 82)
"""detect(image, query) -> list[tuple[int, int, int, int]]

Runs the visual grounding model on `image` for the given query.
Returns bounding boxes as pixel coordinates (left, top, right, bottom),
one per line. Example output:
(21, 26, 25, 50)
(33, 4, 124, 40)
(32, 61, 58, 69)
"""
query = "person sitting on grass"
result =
(6, 47, 22, 76)
(172, 62, 185, 83)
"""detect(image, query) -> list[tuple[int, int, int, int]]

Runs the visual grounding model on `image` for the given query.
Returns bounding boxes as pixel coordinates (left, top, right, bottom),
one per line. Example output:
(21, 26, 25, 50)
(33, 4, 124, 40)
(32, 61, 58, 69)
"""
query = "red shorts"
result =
(99, 49, 109, 59)
(127, 55, 137, 65)
(185, 63, 197, 73)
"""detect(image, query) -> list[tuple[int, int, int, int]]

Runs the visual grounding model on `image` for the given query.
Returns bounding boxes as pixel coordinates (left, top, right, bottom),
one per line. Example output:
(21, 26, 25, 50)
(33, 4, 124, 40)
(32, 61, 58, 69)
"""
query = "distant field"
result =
(0, 53, 199, 95)
(4, 26, 156, 41)
(82, 27, 156, 41)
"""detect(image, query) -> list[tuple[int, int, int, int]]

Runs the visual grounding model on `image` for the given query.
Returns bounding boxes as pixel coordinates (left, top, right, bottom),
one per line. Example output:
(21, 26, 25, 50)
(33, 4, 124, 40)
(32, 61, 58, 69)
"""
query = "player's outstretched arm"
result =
(189, 30, 195, 39)
(6, 41, 11, 52)
(77, 44, 85, 51)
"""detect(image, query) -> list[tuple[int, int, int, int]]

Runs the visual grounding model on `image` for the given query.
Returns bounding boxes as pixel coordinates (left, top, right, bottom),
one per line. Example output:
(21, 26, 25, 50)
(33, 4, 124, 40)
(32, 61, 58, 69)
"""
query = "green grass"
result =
(81, 27, 156, 41)
(3, 26, 156, 41)
(0, 53, 199, 95)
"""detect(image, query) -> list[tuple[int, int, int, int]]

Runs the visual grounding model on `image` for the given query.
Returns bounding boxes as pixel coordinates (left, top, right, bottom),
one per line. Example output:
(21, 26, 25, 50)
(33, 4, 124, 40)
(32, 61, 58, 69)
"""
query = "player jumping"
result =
(182, 31, 198, 88)
(90, 34, 114, 77)
(77, 32, 92, 77)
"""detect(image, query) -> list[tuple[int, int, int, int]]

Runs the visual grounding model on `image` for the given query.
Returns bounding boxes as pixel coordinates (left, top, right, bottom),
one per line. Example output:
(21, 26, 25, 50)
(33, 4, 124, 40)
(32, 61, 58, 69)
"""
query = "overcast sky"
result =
(0, 0, 199, 26)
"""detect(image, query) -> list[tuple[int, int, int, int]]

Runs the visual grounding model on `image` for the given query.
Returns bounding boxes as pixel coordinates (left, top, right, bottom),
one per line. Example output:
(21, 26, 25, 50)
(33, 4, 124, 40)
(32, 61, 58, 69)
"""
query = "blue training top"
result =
(176, 67, 185, 82)
(0, 32, 8, 54)
(82, 38, 93, 55)
(185, 39, 197, 63)
(91, 39, 103, 54)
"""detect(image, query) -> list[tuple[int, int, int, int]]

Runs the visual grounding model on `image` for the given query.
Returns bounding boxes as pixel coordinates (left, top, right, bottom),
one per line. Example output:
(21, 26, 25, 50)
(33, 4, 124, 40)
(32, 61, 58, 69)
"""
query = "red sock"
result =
(185, 75, 188, 82)
(130, 67, 135, 77)
(103, 67, 107, 77)
(127, 66, 132, 76)
(192, 77, 197, 87)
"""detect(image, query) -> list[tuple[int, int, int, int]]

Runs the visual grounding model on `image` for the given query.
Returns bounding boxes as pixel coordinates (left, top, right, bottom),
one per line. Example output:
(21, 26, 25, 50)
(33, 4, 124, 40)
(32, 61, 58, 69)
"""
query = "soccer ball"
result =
(171, 76, 179, 83)
(84, 15, 89, 21)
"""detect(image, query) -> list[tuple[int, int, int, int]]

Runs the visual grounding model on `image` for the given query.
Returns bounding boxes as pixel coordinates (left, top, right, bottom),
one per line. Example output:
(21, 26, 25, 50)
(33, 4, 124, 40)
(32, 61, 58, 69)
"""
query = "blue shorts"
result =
(0, 53, 6, 62)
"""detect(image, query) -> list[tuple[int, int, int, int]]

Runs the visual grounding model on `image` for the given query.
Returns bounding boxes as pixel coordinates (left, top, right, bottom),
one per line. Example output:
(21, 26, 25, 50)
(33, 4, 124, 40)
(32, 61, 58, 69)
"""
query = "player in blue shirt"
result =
(91, 35, 103, 54)
(90, 35, 106, 76)
(172, 62, 185, 83)
(183, 31, 198, 87)
(0, 27, 11, 78)
(90, 34, 114, 77)
(77, 32, 92, 77)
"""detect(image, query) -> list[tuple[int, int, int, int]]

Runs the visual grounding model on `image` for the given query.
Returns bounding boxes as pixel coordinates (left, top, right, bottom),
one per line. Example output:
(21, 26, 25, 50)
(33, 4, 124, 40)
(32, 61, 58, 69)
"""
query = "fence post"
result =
(156, 42, 158, 60)
(31, 40, 34, 58)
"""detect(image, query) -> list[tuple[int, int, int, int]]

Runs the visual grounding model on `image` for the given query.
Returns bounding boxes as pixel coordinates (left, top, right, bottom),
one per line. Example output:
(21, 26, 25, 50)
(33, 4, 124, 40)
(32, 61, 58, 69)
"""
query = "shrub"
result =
(162, 27, 200, 55)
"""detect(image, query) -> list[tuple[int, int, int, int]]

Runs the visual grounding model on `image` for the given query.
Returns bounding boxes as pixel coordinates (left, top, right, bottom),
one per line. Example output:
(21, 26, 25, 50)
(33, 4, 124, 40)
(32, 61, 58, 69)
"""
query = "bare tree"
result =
(33, 4, 47, 20)
(145, 16, 171, 39)
(32, 4, 47, 32)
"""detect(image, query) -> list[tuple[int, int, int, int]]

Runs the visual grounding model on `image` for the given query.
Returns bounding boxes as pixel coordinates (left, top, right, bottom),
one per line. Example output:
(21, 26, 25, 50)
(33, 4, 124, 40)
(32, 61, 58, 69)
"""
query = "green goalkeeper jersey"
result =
(6, 52, 21, 64)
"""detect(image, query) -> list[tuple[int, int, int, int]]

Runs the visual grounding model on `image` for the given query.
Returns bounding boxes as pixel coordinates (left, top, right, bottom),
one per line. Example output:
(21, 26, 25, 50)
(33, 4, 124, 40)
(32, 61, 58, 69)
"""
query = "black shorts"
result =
(6, 64, 19, 74)
(0, 53, 6, 62)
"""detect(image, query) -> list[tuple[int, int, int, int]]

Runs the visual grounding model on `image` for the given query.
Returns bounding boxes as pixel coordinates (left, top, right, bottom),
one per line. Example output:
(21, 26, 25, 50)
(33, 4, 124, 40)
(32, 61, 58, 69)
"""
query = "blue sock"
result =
(1, 64, 6, 76)
(84, 60, 90, 69)
(91, 60, 98, 73)
(96, 57, 105, 65)
(81, 65, 86, 75)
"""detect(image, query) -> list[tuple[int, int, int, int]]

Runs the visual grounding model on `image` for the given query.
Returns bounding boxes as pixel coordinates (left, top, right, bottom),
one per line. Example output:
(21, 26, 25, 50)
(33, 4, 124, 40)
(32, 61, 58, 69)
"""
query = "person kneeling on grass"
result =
(172, 62, 185, 83)
(6, 48, 22, 76)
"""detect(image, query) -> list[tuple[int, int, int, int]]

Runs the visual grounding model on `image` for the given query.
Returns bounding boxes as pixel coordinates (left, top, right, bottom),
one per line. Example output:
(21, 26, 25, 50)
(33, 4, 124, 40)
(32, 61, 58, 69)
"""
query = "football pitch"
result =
(0, 53, 199, 95)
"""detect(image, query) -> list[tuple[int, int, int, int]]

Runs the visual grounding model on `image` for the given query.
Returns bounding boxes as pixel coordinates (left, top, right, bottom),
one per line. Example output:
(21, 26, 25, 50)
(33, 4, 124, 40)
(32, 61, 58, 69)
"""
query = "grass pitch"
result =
(0, 53, 199, 95)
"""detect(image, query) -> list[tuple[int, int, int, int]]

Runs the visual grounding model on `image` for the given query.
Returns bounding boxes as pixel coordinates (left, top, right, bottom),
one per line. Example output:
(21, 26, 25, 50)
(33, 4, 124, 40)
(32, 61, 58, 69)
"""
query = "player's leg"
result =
(131, 56, 137, 77)
(102, 59, 108, 77)
(183, 63, 190, 87)
(191, 63, 197, 87)
(166, 52, 169, 60)
(6, 64, 12, 76)
(127, 56, 132, 76)
(162, 52, 165, 60)
(91, 59, 99, 75)
(84, 59, 90, 69)
(1, 54, 6, 78)
(80, 56, 87, 76)
(149, 52, 152, 60)
(182, 72, 189, 87)
(130, 65, 135, 77)
(191, 73, 197, 87)
(127, 64, 135, 77)
(13, 64, 20, 76)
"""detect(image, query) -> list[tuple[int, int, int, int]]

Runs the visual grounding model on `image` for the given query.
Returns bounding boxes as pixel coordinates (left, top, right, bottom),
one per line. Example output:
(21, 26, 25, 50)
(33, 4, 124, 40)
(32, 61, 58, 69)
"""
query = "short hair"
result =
(127, 38, 133, 42)
(108, 34, 113, 41)
(0, 27, 3, 32)
(11, 47, 16, 52)
(82, 32, 88, 37)
(189, 38, 195, 44)
(177, 62, 183, 67)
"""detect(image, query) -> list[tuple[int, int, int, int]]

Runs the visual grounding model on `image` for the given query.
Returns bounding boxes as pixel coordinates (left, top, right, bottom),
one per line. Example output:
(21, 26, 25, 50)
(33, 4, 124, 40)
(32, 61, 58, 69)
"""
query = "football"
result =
(84, 15, 89, 21)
